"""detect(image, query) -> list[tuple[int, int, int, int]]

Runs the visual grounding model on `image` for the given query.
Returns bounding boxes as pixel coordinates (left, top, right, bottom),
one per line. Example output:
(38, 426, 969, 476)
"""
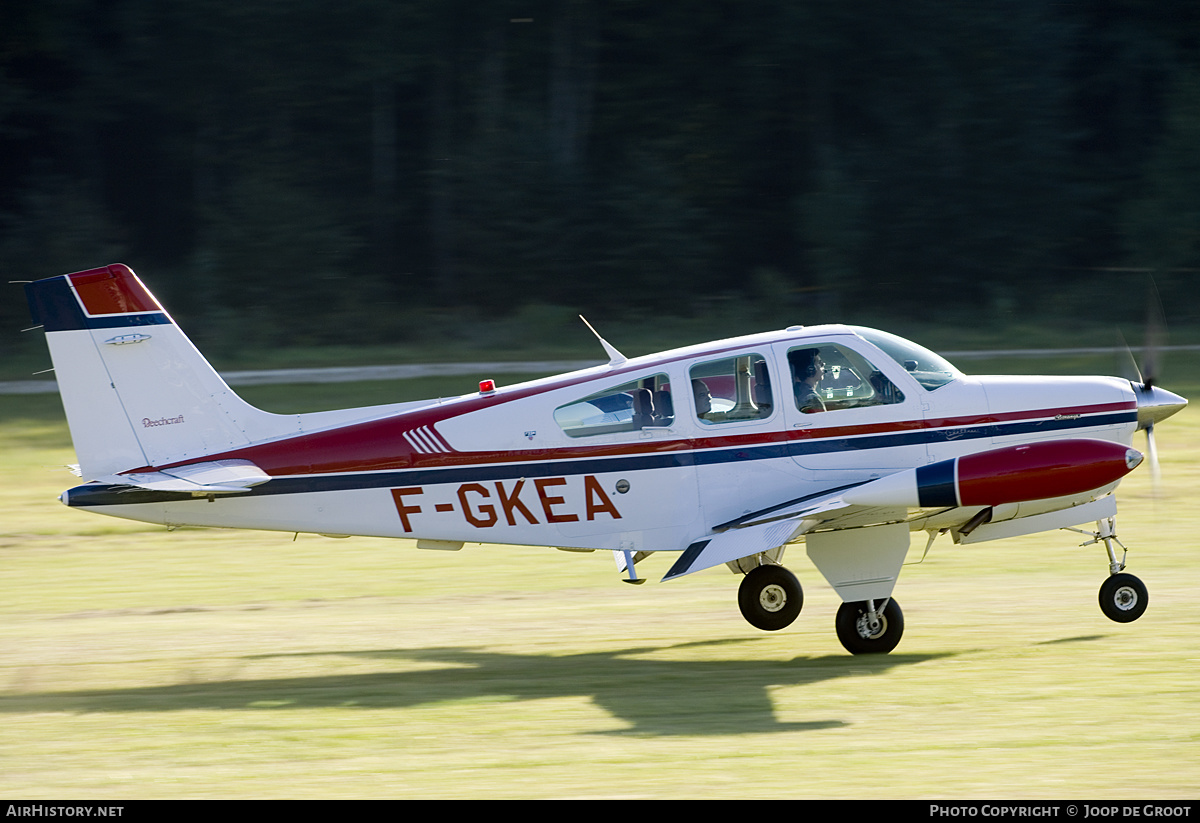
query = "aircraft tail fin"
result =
(24, 264, 293, 479)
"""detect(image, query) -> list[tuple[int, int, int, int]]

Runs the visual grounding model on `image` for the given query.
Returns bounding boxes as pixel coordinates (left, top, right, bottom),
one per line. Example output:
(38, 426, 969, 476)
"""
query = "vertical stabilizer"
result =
(25, 264, 290, 478)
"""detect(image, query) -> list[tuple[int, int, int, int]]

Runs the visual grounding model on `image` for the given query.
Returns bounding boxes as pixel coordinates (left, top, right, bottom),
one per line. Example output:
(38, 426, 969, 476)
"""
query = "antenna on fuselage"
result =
(580, 315, 627, 367)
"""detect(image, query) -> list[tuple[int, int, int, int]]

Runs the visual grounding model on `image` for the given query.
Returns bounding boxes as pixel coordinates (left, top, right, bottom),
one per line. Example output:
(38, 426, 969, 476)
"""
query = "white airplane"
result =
(23, 264, 1188, 654)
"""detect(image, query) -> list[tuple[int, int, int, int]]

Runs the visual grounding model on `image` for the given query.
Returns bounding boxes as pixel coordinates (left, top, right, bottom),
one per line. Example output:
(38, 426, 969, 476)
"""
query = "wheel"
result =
(738, 565, 803, 631)
(835, 598, 904, 655)
(1099, 573, 1148, 623)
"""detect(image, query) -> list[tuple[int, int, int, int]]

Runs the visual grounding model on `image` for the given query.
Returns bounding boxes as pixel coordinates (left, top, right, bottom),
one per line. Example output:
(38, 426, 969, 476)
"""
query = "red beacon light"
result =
(479, 379, 497, 395)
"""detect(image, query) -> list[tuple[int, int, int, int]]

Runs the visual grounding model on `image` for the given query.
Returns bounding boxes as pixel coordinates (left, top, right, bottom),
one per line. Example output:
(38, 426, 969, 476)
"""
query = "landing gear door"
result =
(775, 338, 929, 473)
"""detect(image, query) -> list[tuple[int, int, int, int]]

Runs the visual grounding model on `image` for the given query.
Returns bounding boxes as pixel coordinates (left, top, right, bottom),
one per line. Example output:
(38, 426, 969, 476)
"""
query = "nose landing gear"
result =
(1071, 517, 1150, 624)
(1099, 572, 1148, 623)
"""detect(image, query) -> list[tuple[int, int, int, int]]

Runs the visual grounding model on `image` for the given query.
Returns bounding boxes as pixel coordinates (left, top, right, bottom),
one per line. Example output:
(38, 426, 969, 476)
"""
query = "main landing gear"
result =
(738, 565, 803, 631)
(737, 563, 904, 654)
(1075, 517, 1150, 624)
(834, 598, 904, 655)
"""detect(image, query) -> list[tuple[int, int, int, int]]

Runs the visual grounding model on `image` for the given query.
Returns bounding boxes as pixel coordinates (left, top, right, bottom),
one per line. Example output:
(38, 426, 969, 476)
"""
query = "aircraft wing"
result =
(95, 459, 271, 495)
(663, 438, 1143, 583)
(662, 486, 915, 581)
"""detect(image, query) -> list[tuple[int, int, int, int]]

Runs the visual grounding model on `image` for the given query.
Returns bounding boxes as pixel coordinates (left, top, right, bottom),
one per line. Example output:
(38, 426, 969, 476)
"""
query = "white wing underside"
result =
(662, 487, 929, 582)
(664, 482, 1119, 590)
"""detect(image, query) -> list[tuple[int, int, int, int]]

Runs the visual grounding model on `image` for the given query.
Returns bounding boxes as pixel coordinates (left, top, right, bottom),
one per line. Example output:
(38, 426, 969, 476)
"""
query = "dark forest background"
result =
(4, 1, 1200, 359)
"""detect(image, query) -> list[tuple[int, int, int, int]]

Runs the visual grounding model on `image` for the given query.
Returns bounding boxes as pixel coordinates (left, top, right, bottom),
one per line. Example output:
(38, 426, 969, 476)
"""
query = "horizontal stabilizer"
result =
(97, 459, 270, 495)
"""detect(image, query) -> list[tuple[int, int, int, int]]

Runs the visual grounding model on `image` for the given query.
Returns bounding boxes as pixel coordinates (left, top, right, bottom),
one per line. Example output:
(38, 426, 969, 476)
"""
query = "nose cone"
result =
(1132, 383, 1188, 429)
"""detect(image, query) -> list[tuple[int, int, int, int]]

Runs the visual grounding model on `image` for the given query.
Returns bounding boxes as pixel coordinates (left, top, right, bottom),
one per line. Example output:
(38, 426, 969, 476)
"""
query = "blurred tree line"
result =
(3, 0, 1200, 353)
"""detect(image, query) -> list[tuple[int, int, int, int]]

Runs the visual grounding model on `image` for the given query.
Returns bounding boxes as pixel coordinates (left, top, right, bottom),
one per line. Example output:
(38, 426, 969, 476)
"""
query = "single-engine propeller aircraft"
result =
(24, 264, 1188, 654)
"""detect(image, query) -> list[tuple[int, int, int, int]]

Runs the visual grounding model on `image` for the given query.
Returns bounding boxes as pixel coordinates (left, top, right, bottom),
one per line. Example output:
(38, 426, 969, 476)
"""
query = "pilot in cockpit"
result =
(790, 348, 826, 413)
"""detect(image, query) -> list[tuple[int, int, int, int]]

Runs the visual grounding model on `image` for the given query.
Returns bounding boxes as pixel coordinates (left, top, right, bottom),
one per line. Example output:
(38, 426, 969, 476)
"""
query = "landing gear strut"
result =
(1073, 517, 1150, 624)
(738, 565, 803, 631)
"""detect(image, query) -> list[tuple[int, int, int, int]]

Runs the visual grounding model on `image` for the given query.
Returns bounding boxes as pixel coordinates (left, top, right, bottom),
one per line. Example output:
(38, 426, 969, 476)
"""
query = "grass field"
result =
(2, 354, 1198, 799)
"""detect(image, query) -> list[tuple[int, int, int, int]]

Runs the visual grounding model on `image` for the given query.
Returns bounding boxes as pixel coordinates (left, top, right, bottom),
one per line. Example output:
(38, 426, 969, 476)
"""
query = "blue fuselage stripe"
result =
(64, 411, 1136, 508)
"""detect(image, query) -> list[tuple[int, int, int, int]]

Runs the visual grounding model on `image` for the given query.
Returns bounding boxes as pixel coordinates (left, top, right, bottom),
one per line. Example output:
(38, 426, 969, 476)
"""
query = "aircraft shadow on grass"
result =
(1, 640, 947, 736)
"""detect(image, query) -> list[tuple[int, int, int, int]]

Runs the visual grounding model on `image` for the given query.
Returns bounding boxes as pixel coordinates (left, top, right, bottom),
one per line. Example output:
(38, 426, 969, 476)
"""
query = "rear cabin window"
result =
(553, 373, 674, 437)
(689, 354, 773, 425)
(787, 344, 905, 413)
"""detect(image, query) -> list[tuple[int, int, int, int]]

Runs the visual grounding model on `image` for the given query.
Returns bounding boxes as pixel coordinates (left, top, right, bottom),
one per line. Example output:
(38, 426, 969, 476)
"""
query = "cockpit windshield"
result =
(851, 327, 960, 390)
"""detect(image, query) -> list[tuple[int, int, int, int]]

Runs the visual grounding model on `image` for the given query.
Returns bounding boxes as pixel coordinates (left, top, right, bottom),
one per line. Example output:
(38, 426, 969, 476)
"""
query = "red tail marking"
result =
(68, 264, 162, 316)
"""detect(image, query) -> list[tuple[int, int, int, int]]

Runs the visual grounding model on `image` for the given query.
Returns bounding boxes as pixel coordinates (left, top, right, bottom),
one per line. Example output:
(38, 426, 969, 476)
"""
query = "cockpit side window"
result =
(689, 354, 773, 425)
(553, 373, 674, 437)
(851, 327, 959, 390)
(787, 344, 904, 413)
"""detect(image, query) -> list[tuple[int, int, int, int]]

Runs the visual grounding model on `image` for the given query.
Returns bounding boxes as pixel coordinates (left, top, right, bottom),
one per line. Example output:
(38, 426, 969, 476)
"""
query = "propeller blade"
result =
(1116, 328, 1143, 385)
(1125, 278, 1182, 497)
(1145, 421, 1161, 494)
(1124, 276, 1185, 432)
(1141, 279, 1166, 390)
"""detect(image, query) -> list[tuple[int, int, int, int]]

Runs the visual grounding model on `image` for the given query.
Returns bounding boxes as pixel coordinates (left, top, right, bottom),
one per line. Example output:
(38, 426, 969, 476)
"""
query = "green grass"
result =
(2, 355, 1198, 799)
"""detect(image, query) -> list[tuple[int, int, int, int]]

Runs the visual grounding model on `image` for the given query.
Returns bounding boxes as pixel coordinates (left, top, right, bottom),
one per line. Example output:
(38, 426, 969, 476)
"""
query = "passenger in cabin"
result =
(790, 348, 826, 413)
(692, 379, 715, 421)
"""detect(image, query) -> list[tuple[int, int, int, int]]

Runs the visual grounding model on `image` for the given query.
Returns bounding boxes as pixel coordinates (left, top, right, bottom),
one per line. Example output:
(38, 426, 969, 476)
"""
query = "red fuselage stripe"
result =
(132, 400, 1135, 479)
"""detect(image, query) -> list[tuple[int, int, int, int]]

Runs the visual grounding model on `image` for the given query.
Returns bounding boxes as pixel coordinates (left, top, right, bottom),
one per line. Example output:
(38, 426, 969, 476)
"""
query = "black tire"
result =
(835, 598, 904, 655)
(1099, 573, 1148, 623)
(738, 565, 803, 631)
